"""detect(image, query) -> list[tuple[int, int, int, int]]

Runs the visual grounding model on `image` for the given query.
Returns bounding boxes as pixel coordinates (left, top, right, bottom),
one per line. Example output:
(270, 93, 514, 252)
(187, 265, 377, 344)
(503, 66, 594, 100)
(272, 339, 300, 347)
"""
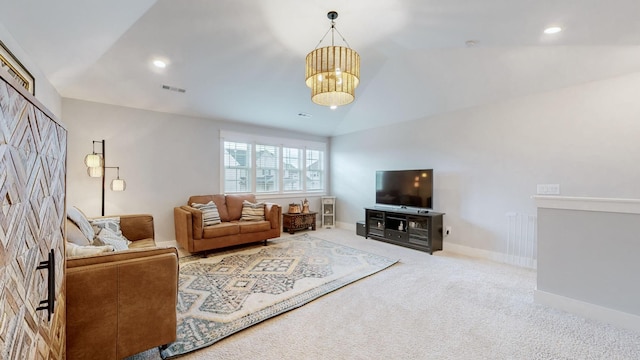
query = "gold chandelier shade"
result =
(305, 46, 360, 107)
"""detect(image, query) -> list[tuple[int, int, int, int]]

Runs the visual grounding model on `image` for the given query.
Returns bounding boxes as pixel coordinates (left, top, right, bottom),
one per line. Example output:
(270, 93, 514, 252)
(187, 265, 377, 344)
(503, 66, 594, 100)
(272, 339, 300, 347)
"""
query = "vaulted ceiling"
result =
(2, 0, 640, 136)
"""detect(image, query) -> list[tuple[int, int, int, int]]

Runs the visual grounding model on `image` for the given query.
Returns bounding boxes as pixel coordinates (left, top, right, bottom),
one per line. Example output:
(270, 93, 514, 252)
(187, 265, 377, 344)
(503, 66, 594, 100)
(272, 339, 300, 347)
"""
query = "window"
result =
(306, 149, 324, 191)
(255, 144, 278, 192)
(223, 141, 251, 192)
(283, 147, 302, 191)
(221, 132, 326, 195)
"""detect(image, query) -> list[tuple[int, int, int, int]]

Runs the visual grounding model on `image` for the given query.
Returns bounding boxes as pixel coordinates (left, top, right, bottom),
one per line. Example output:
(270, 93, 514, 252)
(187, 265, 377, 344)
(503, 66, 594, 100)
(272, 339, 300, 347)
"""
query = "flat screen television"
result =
(375, 169, 433, 209)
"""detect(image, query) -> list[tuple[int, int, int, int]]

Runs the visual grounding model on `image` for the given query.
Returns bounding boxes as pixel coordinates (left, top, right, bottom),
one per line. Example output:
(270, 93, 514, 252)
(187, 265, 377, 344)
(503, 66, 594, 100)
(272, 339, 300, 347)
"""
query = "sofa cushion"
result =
(202, 222, 240, 238)
(238, 220, 271, 234)
(240, 200, 266, 221)
(128, 238, 156, 249)
(191, 201, 221, 226)
(226, 194, 257, 221)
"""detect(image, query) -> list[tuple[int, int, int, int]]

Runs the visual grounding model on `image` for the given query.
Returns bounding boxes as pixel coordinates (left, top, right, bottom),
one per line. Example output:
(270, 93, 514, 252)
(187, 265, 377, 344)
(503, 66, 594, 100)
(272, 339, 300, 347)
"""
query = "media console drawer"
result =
(385, 229, 408, 241)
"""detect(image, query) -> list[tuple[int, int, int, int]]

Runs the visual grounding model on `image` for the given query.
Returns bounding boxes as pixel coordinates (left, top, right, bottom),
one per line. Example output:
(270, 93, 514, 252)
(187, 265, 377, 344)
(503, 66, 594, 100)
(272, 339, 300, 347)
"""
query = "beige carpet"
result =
(128, 228, 640, 360)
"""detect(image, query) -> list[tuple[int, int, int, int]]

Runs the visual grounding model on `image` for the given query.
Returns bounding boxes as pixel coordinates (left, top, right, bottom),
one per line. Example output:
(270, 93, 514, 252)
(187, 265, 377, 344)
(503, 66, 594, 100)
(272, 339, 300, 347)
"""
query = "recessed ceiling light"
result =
(544, 27, 562, 34)
(330, 105, 337, 110)
(153, 60, 167, 68)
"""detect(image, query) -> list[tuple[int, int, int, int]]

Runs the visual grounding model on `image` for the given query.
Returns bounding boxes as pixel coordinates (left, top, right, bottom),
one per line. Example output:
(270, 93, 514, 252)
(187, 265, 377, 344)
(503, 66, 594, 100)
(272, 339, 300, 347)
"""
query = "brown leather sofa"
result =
(174, 194, 282, 253)
(66, 214, 178, 360)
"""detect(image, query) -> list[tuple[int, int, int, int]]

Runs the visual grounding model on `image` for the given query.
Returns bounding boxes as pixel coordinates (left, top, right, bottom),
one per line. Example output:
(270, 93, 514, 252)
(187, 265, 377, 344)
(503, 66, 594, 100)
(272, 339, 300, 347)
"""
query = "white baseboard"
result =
(336, 221, 355, 231)
(534, 289, 640, 332)
(444, 242, 537, 269)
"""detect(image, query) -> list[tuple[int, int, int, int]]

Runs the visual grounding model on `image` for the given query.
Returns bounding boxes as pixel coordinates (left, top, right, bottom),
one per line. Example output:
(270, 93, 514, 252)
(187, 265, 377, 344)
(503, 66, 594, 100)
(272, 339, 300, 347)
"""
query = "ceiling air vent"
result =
(161, 84, 186, 93)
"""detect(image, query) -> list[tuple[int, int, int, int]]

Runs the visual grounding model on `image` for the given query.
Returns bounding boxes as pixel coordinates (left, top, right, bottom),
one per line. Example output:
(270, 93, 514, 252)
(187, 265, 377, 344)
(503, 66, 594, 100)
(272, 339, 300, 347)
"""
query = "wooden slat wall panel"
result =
(0, 75, 66, 359)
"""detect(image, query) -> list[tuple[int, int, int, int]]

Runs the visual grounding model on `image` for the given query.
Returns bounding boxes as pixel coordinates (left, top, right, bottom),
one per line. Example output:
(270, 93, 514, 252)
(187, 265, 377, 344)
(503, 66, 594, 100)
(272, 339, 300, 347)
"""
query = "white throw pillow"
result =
(96, 227, 131, 251)
(90, 217, 123, 236)
(90, 217, 131, 251)
(191, 201, 222, 226)
(67, 207, 96, 244)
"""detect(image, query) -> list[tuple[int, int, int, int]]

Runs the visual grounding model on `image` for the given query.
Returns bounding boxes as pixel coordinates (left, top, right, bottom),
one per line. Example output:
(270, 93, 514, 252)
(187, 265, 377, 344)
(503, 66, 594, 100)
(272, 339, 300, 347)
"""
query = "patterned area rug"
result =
(160, 234, 398, 359)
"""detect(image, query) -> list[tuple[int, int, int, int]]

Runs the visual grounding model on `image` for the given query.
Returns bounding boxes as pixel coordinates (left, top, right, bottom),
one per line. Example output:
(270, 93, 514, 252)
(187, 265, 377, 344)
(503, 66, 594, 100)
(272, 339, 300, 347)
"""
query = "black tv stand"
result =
(365, 207, 444, 254)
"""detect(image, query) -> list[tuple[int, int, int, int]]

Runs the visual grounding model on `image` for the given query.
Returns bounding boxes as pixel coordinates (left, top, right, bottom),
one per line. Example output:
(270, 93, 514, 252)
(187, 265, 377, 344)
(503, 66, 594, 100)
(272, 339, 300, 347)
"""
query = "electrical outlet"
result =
(536, 184, 560, 195)
(445, 226, 451, 236)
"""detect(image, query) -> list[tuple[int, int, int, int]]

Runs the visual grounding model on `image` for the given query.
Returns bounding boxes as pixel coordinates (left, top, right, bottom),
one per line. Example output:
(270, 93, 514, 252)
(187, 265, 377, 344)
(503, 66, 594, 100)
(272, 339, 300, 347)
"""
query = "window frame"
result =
(220, 131, 327, 197)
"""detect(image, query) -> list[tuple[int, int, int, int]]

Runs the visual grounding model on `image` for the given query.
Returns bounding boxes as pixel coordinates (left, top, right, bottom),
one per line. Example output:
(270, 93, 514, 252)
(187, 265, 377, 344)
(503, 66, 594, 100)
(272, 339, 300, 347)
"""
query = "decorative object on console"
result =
(305, 11, 360, 109)
(84, 139, 126, 215)
(288, 202, 301, 214)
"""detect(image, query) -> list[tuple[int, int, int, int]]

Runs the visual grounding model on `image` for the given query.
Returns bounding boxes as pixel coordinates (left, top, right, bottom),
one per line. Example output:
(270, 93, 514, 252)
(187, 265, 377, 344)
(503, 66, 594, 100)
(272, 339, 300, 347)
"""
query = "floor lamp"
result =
(84, 140, 126, 216)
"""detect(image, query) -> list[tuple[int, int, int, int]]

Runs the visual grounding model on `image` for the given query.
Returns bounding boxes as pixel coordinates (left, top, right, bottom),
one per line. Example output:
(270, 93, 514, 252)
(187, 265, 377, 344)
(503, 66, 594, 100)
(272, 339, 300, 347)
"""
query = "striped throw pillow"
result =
(191, 201, 221, 226)
(240, 200, 265, 221)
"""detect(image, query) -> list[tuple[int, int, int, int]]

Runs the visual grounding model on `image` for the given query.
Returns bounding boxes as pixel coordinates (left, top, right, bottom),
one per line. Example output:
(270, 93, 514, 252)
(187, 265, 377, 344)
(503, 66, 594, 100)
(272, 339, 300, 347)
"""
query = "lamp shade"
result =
(87, 166, 103, 178)
(110, 178, 126, 192)
(84, 153, 102, 167)
(305, 46, 360, 107)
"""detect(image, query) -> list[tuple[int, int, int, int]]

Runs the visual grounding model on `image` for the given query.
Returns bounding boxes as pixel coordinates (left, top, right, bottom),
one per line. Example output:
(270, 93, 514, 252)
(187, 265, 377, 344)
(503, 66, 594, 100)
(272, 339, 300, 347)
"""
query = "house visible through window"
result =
(283, 147, 302, 191)
(223, 141, 251, 193)
(306, 149, 324, 191)
(256, 144, 278, 192)
(221, 133, 326, 195)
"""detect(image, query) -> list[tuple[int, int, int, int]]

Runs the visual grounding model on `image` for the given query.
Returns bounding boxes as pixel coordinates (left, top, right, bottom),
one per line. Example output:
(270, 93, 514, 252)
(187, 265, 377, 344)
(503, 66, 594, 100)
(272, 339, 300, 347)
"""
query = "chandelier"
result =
(305, 11, 360, 109)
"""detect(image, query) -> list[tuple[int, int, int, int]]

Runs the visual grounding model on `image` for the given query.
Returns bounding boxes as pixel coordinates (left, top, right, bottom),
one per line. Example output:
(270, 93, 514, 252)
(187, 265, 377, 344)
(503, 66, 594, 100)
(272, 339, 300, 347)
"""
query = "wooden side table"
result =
(283, 212, 317, 234)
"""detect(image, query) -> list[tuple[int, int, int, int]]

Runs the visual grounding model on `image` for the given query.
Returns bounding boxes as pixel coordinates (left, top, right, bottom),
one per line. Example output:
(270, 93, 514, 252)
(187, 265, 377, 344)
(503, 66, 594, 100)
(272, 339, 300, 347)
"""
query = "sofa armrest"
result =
(175, 206, 203, 241)
(265, 203, 282, 230)
(66, 247, 178, 359)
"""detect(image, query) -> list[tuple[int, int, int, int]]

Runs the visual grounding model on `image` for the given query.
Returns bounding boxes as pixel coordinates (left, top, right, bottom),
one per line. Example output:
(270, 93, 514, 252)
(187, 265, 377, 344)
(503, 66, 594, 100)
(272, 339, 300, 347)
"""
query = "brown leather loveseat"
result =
(66, 214, 178, 359)
(174, 194, 281, 253)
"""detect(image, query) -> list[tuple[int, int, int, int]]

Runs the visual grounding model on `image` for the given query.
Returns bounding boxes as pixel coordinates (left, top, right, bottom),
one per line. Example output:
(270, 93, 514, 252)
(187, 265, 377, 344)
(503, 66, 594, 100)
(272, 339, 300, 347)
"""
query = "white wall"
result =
(63, 98, 328, 242)
(331, 72, 640, 264)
